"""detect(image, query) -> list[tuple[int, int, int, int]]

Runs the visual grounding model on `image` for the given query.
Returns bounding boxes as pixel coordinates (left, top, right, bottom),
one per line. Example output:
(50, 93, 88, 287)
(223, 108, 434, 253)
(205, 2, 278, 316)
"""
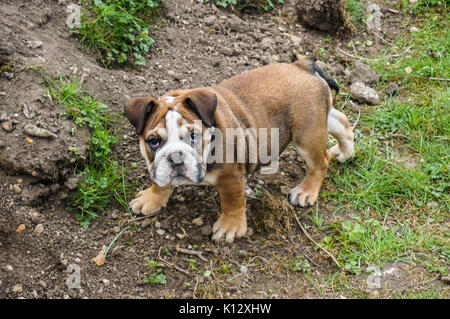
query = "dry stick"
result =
(157, 247, 190, 275)
(352, 109, 361, 131)
(440, 276, 450, 283)
(176, 244, 208, 262)
(293, 212, 342, 270)
(387, 8, 401, 14)
(429, 77, 450, 82)
(337, 46, 413, 62)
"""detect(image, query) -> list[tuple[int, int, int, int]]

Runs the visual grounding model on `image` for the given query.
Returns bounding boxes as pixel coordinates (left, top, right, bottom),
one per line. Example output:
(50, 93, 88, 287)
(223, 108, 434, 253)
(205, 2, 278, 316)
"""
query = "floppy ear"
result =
(183, 89, 217, 127)
(124, 97, 158, 135)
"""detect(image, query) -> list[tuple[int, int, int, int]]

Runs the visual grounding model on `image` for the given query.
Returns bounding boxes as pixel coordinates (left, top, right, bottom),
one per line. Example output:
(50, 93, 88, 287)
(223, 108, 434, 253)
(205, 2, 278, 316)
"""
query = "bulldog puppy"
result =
(124, 58, 354, 243)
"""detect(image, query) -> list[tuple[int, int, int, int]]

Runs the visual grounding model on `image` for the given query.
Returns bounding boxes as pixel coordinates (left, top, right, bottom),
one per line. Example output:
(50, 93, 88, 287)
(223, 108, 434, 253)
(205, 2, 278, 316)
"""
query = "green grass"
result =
(42, 75, 133, 227)
(73, 0, 162, 68)
(321, 6, 449, 279)
(144, 260, 167, 285)
(346, 0, 365, 26)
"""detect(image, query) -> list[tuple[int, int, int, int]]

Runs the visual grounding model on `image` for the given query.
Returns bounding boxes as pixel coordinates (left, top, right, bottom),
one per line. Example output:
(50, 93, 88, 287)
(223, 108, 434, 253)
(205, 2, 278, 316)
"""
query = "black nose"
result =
(168, 151, 184, 166)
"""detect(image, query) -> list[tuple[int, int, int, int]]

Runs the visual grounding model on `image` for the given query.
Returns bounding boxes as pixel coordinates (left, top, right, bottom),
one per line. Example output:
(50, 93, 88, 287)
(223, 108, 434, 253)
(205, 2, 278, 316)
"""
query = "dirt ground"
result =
(0, 0, 445, 299)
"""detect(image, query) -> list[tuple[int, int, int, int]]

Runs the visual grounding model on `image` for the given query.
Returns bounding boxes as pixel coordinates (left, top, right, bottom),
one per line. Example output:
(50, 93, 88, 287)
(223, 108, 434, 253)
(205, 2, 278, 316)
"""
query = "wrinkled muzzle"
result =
(150, 110, 207, 187)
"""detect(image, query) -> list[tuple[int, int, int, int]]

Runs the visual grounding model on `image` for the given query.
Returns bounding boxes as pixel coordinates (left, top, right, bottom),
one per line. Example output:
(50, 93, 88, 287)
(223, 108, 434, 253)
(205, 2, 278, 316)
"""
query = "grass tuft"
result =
(322, 7, 449, 279)
(42, 74, 133, 227)
(73, 0, 162, 68)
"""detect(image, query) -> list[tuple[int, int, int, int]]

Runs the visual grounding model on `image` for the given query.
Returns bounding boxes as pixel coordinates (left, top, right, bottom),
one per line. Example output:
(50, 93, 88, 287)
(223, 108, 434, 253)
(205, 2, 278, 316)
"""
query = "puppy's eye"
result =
(190, 132, 200, 143)
(147, 138, 161, 150)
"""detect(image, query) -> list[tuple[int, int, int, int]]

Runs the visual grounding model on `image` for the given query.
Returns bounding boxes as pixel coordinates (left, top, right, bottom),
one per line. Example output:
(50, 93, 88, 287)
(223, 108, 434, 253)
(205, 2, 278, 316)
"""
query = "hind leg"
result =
(289, 131, 330, 207)
(327, 107, 354, 163)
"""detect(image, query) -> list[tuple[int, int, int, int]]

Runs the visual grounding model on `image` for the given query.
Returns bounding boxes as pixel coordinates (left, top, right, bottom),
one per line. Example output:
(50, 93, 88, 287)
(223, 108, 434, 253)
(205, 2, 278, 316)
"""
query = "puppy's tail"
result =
(312, 62, 339, 94)
(293, 55, 339, 94)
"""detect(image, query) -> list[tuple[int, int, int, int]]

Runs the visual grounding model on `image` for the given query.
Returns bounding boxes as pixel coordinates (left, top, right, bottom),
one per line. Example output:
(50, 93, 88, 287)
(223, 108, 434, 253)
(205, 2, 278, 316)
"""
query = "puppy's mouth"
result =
(152, 162, 205, 187)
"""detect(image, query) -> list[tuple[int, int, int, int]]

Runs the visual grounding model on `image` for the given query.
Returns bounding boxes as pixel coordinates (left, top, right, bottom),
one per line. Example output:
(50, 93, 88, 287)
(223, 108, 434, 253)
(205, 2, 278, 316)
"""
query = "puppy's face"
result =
(124, 89, 217, 187)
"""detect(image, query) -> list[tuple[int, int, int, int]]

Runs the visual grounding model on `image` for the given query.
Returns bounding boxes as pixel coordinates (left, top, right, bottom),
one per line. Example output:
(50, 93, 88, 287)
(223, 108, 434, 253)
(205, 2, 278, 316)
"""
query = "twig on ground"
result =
(176, 244, 208, 262)
(299, 247, 324, 270)
(293, 212, 342, 270)
(440, 276, 450, 283)
(157, 247, 189, 275)
(352, 109, 361, 130)
(387, 8, 401, 14)
(192, 277, 199, 299)
(336, 46, 413, 62)
(429, 77, 450, 82)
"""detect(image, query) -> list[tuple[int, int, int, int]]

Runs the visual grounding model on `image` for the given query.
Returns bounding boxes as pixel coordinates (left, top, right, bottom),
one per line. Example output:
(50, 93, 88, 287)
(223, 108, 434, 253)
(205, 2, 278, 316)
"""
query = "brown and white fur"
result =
(124, 58, 354, 243)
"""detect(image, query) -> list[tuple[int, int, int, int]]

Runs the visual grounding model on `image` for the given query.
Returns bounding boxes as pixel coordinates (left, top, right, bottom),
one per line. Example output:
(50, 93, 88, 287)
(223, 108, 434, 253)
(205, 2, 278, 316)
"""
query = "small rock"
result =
(219, 47, 234, 56)
(347, 100, 361, 113)
(65, 176, 80, 190)
(141, 219, 152, 228)
(24, 124, 57, 138)
(261, 37, 275, 50)
(5, 265, 13, 271)
(350, 82, 379, 105)
(156, 228, 166, 236)
(102, 279, 110, 286)
(348, 61, 380, 87)
(4, 72, 14, 80)
(385, 82, 400, 96)
(2, 121, 13, 132)
(111, 245, 123, 257)
(12, 184, 22, 194)
(175, 195, 185, 202)
(16, 224, 26, 233)
(245, 187, 257, 199)
(201, 225, 212, 236)
(409, 26, 419, 33)
(38, 280, 47, 288)
(33, 224, 44, 235)
(0, 41, 15, 56)
(0, 114, 10, 122)
(246, 226, 254, 237)
(176, 233, 185, 239)
(204, 15, 216, 26)
(404, 67, 413, 74)
(112, 226, 121, 233)
(192, 217, 203, 227)
(155, 221, 161, 228)
(12, 284, 23, 294)
(30, 211, 40, 220)
(29, 40, 43, 49)
(240, 265, 248, 274)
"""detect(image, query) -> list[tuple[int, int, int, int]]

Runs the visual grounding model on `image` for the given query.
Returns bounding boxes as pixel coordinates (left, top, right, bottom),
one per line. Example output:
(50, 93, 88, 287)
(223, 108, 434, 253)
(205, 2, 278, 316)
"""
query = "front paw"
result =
(212, 212, 247, 243)
(288, 184, 319, 207)
(129, 190, 164, 216)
